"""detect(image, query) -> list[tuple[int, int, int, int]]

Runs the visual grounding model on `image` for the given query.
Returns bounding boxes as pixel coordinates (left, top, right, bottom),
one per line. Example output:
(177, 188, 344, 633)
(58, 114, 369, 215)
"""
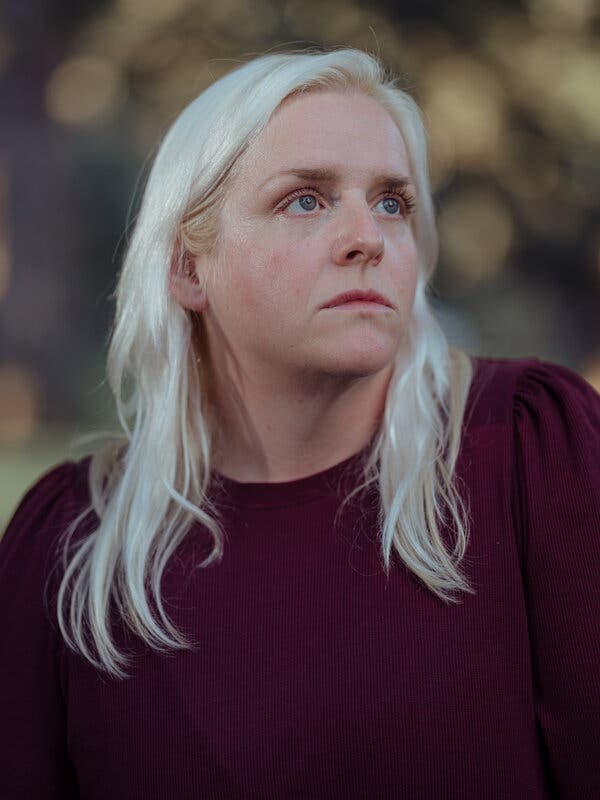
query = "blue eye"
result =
(377, 197, 401, 215)
(288, 194, 318, 213)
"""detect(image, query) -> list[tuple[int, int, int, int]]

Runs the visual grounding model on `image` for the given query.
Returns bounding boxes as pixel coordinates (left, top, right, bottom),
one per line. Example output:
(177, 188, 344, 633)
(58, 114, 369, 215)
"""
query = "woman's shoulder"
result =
(0, 456, 93, 562)
(466, 355, 600, 517)
(467, 354, 600, 431)
(503, 356, 600, 484)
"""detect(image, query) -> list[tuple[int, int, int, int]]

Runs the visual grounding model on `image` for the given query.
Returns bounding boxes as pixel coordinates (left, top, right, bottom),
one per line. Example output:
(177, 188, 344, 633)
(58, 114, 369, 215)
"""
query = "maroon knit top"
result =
(1, 356, 599, 799)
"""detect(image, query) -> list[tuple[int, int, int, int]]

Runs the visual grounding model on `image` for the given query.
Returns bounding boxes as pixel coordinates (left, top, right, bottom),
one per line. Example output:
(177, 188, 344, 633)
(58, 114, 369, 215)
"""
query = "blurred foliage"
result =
(1, 0, 599, 520)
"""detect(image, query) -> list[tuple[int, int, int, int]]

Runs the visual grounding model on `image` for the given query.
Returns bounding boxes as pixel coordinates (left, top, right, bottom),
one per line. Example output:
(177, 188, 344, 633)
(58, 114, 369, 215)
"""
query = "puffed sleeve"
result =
(0, 463, 83, 799)
(513, 359, 600, 799)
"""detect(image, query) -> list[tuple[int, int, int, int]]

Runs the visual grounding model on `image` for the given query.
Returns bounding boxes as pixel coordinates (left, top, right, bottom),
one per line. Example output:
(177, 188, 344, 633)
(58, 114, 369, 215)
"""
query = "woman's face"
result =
(197, 89, 419, 384)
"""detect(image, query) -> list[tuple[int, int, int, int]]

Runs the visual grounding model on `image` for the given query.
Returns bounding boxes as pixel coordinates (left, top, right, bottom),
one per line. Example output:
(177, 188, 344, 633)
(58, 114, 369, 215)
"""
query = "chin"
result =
(318, 340, 400, 378)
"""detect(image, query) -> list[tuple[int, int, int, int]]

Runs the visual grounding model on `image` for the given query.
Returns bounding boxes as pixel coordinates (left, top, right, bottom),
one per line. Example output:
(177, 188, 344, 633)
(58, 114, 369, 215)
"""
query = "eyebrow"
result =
(259, 167, 415, 192)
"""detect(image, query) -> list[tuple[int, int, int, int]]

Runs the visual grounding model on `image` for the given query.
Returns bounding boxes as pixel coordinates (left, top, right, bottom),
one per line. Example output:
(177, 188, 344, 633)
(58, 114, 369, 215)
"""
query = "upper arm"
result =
(0, 463, 82, 798)
(513, 360, 600, 798)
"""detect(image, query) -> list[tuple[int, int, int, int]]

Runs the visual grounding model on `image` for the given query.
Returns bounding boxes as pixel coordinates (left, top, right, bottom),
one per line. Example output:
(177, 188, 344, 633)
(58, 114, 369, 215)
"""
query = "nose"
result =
(331, 200, 384, 267)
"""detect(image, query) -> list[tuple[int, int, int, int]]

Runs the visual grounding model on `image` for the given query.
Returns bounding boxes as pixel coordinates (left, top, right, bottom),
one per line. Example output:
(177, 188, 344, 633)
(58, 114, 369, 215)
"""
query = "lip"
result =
(321, 290, 395, 309)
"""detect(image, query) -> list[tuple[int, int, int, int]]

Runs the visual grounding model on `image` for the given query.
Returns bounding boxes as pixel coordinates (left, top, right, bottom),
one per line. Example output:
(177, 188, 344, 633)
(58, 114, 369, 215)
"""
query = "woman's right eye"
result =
(286, 194, 319, 213)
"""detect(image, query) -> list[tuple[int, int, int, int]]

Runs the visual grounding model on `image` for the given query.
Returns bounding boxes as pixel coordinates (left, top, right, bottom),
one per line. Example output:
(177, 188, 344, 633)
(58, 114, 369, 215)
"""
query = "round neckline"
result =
(208, 441, 374, 509)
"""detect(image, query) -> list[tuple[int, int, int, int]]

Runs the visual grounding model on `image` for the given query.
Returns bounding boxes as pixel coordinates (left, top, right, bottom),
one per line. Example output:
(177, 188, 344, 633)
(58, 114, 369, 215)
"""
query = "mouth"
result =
(321, 290, 395, 309)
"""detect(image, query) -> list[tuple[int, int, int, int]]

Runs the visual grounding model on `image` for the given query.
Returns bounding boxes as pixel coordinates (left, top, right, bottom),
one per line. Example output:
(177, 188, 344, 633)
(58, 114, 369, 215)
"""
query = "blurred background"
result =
(1, 0, 600, 525)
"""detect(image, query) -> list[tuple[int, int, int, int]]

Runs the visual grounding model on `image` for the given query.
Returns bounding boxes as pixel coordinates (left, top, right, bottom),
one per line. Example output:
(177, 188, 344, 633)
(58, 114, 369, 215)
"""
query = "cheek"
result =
(221, 245, 298, 323)
(261, 247, 287, 283)
(393, 236, 419, 295)
(261, 244, 312, 303)
(229, 215, 319, 302)
(406, 245, 419, 294)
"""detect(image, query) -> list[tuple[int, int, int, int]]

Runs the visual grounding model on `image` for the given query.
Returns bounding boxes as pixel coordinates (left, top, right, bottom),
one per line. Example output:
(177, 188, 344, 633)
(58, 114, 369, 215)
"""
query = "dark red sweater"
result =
(1, 357, 599, 799)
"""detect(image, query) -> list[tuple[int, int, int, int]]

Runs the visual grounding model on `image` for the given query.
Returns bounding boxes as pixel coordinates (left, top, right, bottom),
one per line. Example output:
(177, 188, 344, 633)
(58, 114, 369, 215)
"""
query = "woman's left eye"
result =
(375, 196, 402, 215)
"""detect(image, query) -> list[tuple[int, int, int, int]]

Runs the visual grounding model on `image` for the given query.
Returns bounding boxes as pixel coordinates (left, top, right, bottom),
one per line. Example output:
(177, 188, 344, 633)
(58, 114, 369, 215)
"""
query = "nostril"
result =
(345, 249, 383, 264)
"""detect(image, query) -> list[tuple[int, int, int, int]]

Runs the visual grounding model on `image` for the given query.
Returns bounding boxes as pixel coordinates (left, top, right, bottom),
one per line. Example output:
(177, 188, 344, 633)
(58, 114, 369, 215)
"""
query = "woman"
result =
(1, 48, 599, 799)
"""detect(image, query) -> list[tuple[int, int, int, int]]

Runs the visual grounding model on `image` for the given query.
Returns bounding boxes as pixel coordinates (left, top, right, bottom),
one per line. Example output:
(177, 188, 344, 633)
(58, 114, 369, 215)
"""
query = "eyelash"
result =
(278, 184, 417, 217)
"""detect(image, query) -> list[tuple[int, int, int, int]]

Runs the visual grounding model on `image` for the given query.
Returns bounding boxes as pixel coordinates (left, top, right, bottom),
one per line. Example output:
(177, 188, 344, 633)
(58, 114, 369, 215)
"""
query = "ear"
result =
(169, 237, 208, 312)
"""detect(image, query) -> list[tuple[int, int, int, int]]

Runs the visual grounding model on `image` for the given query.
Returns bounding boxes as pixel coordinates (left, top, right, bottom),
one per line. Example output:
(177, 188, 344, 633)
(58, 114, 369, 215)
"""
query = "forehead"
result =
(237, 90, 411, 182)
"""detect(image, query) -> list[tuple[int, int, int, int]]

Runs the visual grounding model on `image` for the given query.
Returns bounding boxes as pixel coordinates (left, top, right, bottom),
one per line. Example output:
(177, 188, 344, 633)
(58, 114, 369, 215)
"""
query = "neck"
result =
(209, 363, 394, 483)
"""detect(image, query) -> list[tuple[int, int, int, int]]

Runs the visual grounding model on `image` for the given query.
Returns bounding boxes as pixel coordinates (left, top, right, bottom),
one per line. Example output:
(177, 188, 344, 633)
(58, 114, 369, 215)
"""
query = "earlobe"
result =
(169, 244, 208, 312)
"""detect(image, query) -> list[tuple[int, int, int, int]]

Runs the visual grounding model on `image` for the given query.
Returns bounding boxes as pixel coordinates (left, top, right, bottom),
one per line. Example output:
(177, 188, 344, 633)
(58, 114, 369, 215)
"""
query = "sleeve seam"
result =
(512, 361, 535, 583)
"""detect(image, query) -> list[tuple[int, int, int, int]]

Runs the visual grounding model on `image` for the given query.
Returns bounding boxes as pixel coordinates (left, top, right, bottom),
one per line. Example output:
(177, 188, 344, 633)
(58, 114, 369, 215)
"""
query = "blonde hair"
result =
(54, 48, 475, 679)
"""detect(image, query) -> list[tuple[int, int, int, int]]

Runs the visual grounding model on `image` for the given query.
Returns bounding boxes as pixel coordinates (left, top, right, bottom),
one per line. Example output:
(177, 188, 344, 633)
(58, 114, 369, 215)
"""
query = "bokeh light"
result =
(422, 55, 506, 187)
(0, 365, 40, 445)
(583, 355, 600, 394)
(116, 0, 192, 24)
(438, 189, 515, 283)
(45, 56, 127, 126)
(527, 0, 598, 33)
(493, 132, 561, 200)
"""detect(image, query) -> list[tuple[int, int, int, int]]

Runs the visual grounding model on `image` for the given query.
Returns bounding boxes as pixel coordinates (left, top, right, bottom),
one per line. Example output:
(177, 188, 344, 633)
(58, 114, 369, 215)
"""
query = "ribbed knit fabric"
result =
(1, 356, 599, 799)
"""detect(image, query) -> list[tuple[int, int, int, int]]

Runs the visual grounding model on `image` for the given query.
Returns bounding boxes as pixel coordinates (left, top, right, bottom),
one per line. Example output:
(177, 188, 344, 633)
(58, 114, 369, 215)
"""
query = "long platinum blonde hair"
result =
(54, 48, 475, 679)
